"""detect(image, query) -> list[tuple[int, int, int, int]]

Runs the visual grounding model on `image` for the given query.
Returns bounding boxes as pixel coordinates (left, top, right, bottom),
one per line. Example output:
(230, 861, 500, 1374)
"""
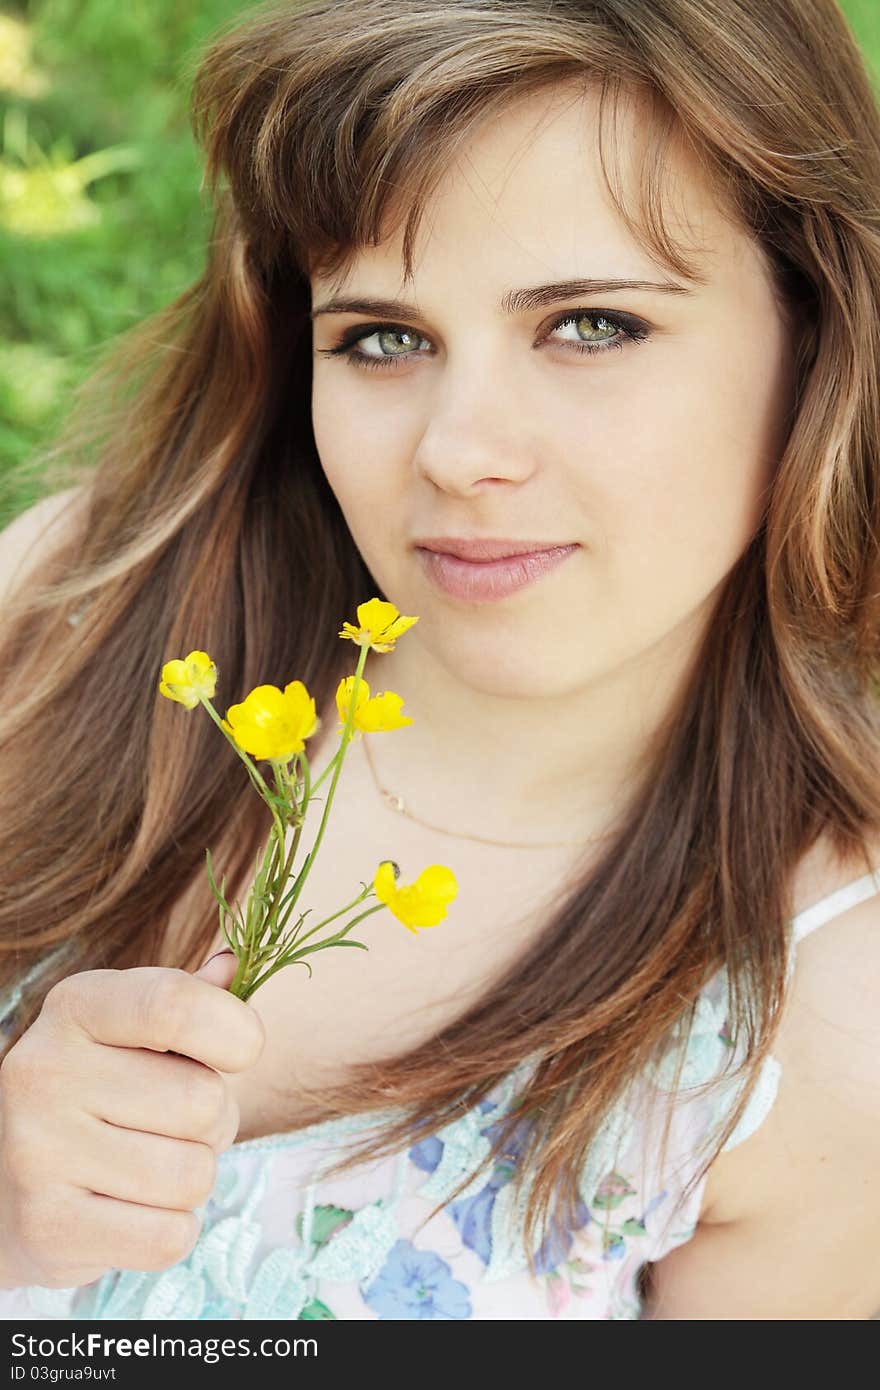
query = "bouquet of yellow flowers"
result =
(158, 598, 458, 1001)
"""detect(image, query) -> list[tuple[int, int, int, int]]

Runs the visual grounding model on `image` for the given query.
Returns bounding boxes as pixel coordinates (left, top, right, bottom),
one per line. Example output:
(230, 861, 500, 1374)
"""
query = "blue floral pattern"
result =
(0, 936, 800, 1322)
(0, 1047, 700, 1322)
(363, 1241, 472, 1319)
(409, 1107, 592, 1277)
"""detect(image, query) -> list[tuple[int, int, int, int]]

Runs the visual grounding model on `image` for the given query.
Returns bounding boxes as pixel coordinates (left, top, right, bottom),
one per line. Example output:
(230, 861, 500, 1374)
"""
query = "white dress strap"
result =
(790, 865, 880, 946)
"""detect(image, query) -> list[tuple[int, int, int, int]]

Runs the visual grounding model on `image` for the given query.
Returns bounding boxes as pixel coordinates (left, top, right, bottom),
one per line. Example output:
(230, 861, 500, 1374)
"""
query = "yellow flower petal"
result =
(336, 678, 414, 738)
(223, 679, 318, 760)
(338, 597, 419, 652)
(373, 862, 457, 934)
(158, 651, 217, 709)
(353, 691, 413, 734)
(336, 674, 371, 721)
(374, 860, 401, 905)
(336, 675, 369, 743)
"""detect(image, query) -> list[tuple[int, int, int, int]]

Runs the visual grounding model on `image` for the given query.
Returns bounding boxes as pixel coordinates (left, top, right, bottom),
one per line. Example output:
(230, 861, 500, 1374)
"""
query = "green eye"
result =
(316, 309, 650, 371)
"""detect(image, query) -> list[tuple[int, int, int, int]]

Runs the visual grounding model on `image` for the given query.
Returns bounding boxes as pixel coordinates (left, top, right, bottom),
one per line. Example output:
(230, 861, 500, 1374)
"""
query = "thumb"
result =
(194, 948, 239, 990)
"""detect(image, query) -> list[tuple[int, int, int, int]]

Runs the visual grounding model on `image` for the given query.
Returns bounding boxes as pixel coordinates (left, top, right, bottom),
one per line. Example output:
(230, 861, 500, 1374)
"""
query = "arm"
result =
(640, 883, 880, 1320)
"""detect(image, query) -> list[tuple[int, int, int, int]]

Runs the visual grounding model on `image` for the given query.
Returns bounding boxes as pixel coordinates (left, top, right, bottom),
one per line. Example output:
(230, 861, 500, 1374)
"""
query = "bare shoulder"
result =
(0, 484, 91, 609)
(644, 830, 880, 1317)
(701, 827, 880, 1217)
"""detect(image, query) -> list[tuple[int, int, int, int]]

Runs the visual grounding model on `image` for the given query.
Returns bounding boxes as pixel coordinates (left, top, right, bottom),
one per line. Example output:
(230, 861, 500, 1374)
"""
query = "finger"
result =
(70, 1115, 219, 1213)
(192, 949, 238, 988)
(43, 968, 265, 1074)
(71, 1188, 202, 1276)
(75, 1046, 239, 1153)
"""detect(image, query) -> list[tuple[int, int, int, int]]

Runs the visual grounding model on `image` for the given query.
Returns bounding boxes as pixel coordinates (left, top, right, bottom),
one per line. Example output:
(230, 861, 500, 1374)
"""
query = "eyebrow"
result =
(310, 277, 695, 320)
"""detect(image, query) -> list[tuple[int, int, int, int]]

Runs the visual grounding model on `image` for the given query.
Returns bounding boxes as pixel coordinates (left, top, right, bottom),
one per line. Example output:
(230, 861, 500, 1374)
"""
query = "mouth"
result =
(415, 536, 575, 562)
(415, 543, 580, 603)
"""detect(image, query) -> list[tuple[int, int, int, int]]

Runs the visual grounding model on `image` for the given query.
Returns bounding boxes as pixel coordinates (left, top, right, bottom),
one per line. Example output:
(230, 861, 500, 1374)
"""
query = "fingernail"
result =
(202, 949, 236, 967)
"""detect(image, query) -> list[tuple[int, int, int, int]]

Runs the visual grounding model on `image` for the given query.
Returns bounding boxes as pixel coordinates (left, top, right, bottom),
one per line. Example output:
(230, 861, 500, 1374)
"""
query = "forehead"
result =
(311, 81, 764, 302)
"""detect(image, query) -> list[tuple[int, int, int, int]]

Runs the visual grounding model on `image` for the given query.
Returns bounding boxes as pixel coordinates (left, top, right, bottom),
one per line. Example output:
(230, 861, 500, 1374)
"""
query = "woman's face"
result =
(309, 83, 799, 700)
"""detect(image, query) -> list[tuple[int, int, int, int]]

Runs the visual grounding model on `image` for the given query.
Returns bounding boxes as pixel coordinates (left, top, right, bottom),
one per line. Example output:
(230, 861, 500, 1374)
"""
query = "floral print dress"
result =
(0, 868, 876, 1321)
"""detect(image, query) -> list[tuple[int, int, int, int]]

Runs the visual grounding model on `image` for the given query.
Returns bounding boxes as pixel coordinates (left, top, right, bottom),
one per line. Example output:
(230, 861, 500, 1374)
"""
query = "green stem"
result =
(198, 695, 286, 848)
(309, 643, 368, 848)
(300, 748, 312, 816)
(231, 830, 281, 993)
(257, 750, 314, 944)
(234, 900, 387, 998)
(263, 816, 304, 944)
(230, 945, 252, 997)
(271, 757, 305, 821)
(285, 882, 373, 951)
(208, 643, 377, 1000)
(308, 762, 335, 795)
(292, 902, 386, 957)
(273, 646, 369, 923)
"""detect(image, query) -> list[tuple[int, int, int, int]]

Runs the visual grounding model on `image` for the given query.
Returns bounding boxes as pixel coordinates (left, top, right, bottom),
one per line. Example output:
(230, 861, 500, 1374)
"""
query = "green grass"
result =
(0, 0, 248, 523)
(0, 0, 877, 527)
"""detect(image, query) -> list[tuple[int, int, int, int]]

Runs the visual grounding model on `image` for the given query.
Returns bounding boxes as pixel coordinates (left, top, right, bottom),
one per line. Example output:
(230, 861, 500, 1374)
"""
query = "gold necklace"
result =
(361, 733, 619, 850)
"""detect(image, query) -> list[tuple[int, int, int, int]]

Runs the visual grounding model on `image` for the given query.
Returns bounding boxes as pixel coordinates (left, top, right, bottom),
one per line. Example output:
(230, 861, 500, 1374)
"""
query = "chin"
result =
(437, 639, 588, 699)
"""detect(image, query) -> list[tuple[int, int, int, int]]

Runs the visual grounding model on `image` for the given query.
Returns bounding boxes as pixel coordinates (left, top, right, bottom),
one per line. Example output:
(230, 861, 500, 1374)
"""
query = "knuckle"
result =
(170, 1141, 216, 1209)
(214, 1094, 241, 1154)
(238, 1005, 266, 1069)
(40, 973, 77, 1019)
(139, 971, 190, 1045)
(40, 971, 95, 1027)
(190, 1143, 218, 1206)
(182, 1068, 226, 1133)
(143, 1211, 201, 1270)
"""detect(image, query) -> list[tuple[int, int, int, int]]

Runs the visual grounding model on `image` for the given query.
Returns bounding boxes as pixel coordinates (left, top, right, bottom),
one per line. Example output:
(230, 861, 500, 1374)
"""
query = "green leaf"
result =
(204, 849, 243, 933)
(295, 1205, 353, 1249)
(591, 1192, 627, 1210)
(298, 1298, 336, 1320)
(592, 1171, 637, 1209)
(293, 935, 368, 959)
(620, 1218, 647, 1236)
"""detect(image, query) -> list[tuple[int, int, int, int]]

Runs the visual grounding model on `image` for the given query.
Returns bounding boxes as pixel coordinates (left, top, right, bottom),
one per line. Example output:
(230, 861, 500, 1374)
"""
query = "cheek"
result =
(311, 372, 415, 593)
(311, 372, 353, 490)
(311, 371, 407, 503)
(581, 333, 785, 623)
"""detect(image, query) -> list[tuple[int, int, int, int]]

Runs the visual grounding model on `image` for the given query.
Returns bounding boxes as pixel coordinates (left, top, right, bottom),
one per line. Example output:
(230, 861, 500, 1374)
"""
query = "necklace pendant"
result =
(385, 792, 406, 813)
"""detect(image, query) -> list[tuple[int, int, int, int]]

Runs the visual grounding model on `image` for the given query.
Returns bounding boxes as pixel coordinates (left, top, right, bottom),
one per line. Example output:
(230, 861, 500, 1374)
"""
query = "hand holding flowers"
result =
(158, 599, 458, 1000)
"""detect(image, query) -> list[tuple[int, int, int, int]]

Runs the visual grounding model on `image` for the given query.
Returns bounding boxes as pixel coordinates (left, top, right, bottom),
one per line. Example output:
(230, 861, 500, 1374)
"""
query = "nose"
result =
(409, 354, 540, 494)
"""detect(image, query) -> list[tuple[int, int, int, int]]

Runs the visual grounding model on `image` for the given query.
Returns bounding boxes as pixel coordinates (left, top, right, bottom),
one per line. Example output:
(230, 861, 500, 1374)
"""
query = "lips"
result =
(416, 542, 579, 602)
(415, 537, 575, 562)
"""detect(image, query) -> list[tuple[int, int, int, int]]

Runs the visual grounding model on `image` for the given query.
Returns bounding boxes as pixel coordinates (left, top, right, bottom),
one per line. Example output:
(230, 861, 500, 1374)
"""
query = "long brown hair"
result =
(2, 0, 880, 1274)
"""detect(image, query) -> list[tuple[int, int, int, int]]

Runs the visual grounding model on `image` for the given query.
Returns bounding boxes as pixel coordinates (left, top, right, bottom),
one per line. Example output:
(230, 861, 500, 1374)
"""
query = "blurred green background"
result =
(0, 0, 878, 526)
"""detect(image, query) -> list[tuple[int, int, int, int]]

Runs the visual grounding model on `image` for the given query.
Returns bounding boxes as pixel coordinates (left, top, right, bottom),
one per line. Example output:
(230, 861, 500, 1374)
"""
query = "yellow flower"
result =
(158, 651, 217, 709)
(338, 598, 419, 652)
(221, 681, 319, 761)
(335, 676, 414, 739)
(374, 860, 458, 934)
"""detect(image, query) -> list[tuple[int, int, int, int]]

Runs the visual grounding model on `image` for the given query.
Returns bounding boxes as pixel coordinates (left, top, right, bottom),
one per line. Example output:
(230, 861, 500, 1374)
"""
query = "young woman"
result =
(0, 0, 879, 1320)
